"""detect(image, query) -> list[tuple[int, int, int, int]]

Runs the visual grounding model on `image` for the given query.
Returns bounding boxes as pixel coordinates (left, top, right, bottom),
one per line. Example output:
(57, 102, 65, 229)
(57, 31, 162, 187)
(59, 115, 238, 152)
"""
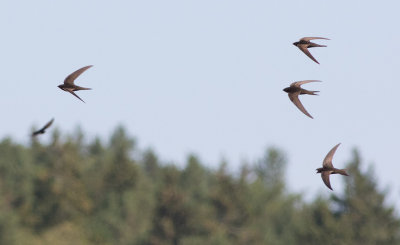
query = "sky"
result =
(1, 1, 400, 210)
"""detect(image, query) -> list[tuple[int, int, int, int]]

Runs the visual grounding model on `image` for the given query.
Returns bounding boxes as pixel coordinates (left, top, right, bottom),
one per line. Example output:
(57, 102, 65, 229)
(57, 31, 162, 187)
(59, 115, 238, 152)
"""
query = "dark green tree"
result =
(149, 165, 194, 245)
(332, 150, 400, 245)
(0, 127, 398, 245)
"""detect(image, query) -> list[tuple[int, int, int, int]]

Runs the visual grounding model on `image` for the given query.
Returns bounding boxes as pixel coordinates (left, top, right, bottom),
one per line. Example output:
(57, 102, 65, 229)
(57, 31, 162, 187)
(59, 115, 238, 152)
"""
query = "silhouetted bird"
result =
(283, 80, 320, 119)
(58, 65, 93, 103)
(293, 37, 329, 64)
(316, 143, 349, 190)
(32, 118, 54, 137)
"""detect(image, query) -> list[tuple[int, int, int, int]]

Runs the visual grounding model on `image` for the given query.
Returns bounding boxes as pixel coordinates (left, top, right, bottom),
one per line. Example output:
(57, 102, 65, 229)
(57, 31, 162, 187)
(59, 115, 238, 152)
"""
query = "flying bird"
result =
(293, 37, 329, 64)
(283, 80, 320, 119)
(58, 65, 93, 103)
(316, 143, 349, 190)
(32, 118, 54, 137)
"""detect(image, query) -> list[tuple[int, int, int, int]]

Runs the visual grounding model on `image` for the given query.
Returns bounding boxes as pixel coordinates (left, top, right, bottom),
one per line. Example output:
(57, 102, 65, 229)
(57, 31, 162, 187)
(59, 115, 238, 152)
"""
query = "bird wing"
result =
(323, 143, 341, 168)
(321, 171, 333, 190)
(64, 65, 93, 85)
(68, 90, 86, 103)
(300, 37, 330, 41)
(288, 93, 313, 119)
(290, 80, 321, 87)
(298, 45, 320, 64)
(42, 118, 54, 131)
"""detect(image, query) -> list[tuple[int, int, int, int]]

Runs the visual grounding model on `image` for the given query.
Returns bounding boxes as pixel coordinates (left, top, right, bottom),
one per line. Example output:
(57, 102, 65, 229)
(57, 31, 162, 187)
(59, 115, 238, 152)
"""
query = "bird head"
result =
(293, 41, 299, 46)
(283, 87, 290, 93)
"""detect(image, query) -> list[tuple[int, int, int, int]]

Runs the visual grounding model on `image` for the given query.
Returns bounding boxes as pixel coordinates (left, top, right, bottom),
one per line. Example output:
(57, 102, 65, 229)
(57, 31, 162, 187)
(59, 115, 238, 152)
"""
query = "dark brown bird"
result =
(32, 118, 54, 137)
(316, 143, 349, 190)
(293, 37, 329, 64)
(283, 80, 320, 119)
(58, 65, 93, 103)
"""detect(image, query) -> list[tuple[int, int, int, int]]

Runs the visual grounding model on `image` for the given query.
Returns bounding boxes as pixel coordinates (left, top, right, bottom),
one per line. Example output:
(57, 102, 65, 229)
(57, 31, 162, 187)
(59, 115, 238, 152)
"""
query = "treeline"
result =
(0, 126, 398, 244)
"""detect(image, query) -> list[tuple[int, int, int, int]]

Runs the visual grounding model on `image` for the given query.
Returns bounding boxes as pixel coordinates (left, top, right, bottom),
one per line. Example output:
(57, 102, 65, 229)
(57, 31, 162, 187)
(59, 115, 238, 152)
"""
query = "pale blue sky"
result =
(1, 1, 399, 209)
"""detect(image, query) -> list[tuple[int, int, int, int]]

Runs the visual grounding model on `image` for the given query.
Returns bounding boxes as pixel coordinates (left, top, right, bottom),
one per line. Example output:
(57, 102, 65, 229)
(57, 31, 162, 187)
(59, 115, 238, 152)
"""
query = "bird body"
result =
(316, 167, 348, 176)
(58, 65, 93, 103)
(283, 80, 320, 119)
(58, 84, 91, 91)
(293, 37, 329, 64)
(316, 143, 349, 190)
(283, 86, 317, 95)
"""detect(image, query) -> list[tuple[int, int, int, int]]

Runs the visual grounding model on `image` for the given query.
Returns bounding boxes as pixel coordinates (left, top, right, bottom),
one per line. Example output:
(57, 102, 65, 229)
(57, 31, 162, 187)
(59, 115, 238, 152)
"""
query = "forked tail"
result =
(309, 42, 327, 48)
(75, 86, 92, 90)
(301, 90, 319, 95)
(337, 169, 349, 176)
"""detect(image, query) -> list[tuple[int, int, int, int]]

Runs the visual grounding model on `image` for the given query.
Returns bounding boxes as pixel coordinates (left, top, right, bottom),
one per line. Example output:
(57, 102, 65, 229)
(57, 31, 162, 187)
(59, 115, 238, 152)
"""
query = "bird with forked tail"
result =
(293, 37, 329, 64)
(283, 80, 320, 119)
(316, 143, 349, 190)
(58, 65, 93, 103)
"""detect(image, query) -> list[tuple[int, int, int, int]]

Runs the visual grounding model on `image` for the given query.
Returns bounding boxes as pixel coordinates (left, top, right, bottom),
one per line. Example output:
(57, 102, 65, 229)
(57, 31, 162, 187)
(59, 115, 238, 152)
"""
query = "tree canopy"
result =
(0, 127, 398, 244)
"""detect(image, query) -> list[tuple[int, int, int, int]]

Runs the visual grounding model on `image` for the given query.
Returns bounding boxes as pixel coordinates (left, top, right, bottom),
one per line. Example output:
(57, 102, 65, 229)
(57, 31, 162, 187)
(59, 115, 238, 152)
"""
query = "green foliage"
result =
(332, 150, 400, 245)
(0, 127, 398, 244)
(293, 149, 400, 245)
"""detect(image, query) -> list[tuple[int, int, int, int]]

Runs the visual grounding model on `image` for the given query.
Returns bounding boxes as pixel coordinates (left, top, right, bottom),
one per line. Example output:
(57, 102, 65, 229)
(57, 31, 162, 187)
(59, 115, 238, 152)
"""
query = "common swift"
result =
(58, 65, 93, 103)
(293, 37, 329, 64)
(283, 80, 320, 119)
(32, 118, 54, 137)
(316, 143, 349, 190)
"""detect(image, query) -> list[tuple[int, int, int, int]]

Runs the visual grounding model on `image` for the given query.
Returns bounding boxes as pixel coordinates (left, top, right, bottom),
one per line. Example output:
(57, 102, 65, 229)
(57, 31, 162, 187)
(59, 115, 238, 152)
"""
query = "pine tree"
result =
(331, 149, 400, 245)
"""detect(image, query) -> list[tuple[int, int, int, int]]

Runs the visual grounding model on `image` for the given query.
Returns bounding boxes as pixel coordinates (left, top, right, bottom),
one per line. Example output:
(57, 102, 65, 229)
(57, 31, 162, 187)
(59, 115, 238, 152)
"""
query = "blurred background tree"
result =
(0, 127, 398, 244)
